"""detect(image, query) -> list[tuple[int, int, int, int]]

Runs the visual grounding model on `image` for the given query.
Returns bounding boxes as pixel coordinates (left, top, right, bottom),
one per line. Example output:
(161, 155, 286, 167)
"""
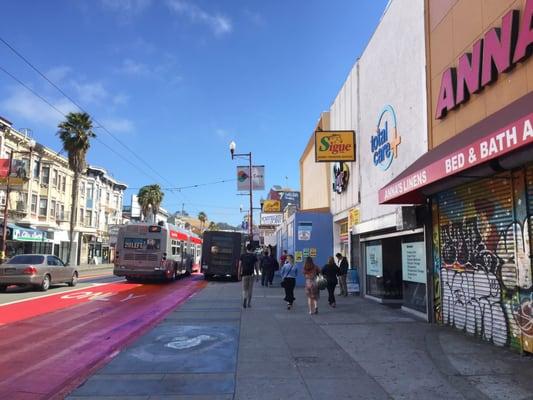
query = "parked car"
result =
(0, 254, 78, 292)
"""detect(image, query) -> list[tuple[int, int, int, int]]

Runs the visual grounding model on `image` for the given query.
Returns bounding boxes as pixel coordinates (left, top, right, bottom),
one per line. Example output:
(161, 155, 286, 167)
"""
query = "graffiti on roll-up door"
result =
(435, 170, 533, 352)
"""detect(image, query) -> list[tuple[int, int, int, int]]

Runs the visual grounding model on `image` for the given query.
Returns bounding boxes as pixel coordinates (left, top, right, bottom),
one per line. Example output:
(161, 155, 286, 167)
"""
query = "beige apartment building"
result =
(0, 117, 127, 265)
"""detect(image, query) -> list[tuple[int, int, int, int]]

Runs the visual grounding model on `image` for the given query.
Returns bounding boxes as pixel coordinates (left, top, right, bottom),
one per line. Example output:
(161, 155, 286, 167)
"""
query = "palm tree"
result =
(57, 112, 96, 265)
(207, 221, 218, 231)
(137, 184, 164, 223)
(198, 211, 207, 230)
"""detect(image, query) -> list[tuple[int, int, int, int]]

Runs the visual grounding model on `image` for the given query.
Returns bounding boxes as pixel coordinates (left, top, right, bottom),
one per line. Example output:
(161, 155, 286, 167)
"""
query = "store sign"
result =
(315, 130, 356, 162)
(372, 105, 401, 171)
(12, 227, 45, 242)
(262, 199, 281, 213)
(260, 213, 283, 226)
(0, 158, 30, 185)
(349, 208, 360, 227)
(366, 244, 383, 276)
(379, 113, 533, 203)
(436, 0, 533, 119)
(401, 242, 426, 283)
(237, 165, 265, 191)
(332, 162, 350, 194)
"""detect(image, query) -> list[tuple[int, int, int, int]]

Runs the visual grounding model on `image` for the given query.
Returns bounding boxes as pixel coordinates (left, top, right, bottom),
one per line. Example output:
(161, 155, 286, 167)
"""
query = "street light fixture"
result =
(1, 138, 36, 261)
(229, 140, 253, 244)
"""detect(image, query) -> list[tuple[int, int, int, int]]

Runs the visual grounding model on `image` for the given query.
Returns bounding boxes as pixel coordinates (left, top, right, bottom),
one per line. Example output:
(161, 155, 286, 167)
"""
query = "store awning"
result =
(379, 92, 533, 204)
(5, 224, 51, 242)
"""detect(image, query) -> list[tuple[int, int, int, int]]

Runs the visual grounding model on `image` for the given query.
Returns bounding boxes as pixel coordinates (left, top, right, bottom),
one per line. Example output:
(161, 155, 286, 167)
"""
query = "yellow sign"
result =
(310, 248, 317, 257)
(315, 130, 356, 162)
(262, 199, 281, 213)
(349, 208, 360, 227)
(295, 251, 303, 263)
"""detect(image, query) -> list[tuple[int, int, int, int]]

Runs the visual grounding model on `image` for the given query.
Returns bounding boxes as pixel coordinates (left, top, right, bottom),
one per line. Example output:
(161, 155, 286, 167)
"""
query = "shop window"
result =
(39, 198, 48, 217)
(31, 194, 38, 214)
(42, 166, 50, 185)
(365, 238, 403, 300)
(401, 234, 426, 313)
(340, 221, 348, 235)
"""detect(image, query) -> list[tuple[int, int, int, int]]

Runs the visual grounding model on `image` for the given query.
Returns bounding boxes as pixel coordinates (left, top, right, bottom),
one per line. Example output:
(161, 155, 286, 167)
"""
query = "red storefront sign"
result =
(379, 113, 533, 204)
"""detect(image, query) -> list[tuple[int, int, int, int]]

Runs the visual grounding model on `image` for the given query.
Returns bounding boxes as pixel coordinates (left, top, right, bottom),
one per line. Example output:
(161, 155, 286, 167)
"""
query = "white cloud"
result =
(1, 86, 77, 129)
(118, 59, 151, 76)
(166, 0, 232, 36)
(46, 66, 72, 83)
(116, 57, 183, 85)
(215, 129, 228, 139)
(100, 0, 152, 15)
(71, 81, 108, 104)
(100, 117, 134, 133)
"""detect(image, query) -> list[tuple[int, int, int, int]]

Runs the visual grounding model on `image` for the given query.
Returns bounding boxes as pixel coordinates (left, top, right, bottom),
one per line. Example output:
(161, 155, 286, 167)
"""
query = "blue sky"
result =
(0, 0, 388, 226)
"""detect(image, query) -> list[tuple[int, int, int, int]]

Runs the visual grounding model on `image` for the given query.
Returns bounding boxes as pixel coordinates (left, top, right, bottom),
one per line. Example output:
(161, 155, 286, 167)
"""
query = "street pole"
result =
(248, 152, 253, 243)
(1, 151, 13, 262)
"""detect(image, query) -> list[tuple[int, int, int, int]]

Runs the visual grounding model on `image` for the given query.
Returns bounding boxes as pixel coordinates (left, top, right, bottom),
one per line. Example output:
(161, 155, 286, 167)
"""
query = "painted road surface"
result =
(0, 275, 207, 400)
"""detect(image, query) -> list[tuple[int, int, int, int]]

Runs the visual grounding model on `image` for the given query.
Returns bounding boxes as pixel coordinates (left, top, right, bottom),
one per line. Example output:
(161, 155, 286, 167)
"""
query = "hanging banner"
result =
(237, 165, 265, 191)
(349, 208, 360, 228)
(315, 130, 356, 162)
(0, 158, 30, 185)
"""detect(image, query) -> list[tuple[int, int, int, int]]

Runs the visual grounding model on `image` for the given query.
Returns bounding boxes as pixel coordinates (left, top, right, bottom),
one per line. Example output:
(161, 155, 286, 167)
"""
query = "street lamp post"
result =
(1, 139, 36, 261)
(229, 141, 253, 243)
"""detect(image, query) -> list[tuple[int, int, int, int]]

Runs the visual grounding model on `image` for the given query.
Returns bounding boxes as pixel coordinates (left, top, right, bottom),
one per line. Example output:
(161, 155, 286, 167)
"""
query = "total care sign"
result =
(379, 114, 533, 203)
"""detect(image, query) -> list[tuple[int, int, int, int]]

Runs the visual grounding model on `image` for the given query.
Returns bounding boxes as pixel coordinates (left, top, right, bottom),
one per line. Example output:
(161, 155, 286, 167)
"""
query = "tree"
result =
(207, 221, 218, 231)
(197, 211, 207, 230)
(137, 184, 164, 223)
(184, 222, 191, 230)
(57, 112, 96, 265)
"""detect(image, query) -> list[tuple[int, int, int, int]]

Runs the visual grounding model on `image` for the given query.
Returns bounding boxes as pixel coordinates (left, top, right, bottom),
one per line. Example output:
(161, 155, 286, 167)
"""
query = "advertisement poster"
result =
(260, 213, 283, 226)
(302, 248, 309, 257)
(295, 251, 303, 263)
(401, 242, 426, 283)
(297, 222, 312, 241)
(366, 244, 383, 276)
(237, 165, 265, 191)
(262, 199, 281, 213)
(310, 248, 317, 257)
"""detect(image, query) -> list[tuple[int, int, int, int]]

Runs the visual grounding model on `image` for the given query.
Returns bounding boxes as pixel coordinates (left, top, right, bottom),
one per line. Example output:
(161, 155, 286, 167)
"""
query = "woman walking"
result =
(303, 256, 320, 314)
(322, 256, 340, 308)
(280, 254, 297, 310)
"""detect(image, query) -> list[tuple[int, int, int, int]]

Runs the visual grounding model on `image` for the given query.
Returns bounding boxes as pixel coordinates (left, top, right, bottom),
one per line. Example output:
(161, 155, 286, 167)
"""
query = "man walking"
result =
(336, 253, 349, 297)
(239, 244, 258, 308)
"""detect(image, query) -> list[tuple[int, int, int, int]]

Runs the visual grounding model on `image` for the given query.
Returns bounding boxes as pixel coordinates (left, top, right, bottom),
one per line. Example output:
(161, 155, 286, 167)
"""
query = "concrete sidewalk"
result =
(69, 277, 533, 400)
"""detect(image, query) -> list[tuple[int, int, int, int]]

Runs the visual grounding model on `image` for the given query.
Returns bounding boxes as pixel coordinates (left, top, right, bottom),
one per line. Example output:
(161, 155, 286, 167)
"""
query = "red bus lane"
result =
(0, 276, 207, 400)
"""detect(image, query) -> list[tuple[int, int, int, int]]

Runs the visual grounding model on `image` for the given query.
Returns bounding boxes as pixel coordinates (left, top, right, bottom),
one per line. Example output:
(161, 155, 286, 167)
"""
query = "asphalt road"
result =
(0, 270, 207, 399)
(0, 267, 120, 305)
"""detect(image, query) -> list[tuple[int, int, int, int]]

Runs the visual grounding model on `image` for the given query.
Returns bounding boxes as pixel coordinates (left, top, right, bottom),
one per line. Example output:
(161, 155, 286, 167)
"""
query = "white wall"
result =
(301, 141, 329, 210)
(357, 0, 427, 226)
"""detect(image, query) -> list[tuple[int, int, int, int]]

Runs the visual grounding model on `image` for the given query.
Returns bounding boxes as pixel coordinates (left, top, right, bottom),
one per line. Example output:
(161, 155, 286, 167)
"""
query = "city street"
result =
(0, 268, 206, 399)
(67, 278, 533, 400)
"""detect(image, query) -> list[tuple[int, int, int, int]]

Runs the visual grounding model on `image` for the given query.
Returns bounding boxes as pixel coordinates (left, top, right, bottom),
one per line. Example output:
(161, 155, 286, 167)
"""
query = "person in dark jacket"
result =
(336, 253, 349, 297)
(260, 250, 275, 287)
(322, 256, 340, 307)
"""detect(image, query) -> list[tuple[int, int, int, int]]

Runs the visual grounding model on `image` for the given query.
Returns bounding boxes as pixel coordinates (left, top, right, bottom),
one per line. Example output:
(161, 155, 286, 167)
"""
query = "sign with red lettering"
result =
(435, 0, 533, 119)
(315, 130, 356, 162)
(379, 114, 533, 203)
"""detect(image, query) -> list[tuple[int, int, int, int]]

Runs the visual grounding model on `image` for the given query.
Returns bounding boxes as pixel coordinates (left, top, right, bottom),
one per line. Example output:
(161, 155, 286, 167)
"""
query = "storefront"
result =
(325, 0, 428, 314)
(380, 0, 533, 352)
(3, 223, 53, 257)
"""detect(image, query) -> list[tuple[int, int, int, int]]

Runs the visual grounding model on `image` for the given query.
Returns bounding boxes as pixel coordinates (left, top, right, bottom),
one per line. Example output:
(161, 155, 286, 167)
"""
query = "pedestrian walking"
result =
(270, 255, 279, 286)
(260, 250, 274, 287)
(254, 247, 262, 282)
(336, 253, 349, 297)
(239, 244, 258, 309)
(322, 256, 340, 308)
(280, 254, 297, 309)
(303, 256, 320, 314)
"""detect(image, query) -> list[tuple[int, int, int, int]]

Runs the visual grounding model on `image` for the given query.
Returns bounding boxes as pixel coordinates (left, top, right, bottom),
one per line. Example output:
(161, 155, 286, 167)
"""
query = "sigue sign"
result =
(435, 0, 533, 119)
(315, 130, 356, 162)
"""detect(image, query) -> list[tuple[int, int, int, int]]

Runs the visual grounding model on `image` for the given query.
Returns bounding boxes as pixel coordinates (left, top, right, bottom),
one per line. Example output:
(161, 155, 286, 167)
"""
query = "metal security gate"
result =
(434, 172, 516, 348)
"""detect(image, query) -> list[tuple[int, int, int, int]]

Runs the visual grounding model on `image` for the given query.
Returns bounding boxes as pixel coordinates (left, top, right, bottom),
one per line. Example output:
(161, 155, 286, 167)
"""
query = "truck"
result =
(201, 231, 244, 281)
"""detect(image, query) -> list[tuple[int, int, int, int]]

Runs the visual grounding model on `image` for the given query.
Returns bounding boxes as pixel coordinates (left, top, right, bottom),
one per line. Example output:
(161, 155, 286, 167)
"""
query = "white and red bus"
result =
(114, 222, 202, 281)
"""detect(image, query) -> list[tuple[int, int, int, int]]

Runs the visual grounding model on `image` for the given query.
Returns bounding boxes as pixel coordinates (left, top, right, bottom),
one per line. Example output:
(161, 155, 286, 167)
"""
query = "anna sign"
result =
(435, 0, 533, 119)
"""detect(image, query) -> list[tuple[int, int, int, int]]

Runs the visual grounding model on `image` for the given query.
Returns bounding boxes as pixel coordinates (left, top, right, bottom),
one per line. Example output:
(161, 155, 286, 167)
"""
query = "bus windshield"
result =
(123, 238, 161, 250)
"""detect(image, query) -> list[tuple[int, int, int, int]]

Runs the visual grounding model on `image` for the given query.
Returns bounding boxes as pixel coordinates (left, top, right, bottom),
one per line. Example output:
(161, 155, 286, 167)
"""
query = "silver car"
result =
(0, 254, 78, 292)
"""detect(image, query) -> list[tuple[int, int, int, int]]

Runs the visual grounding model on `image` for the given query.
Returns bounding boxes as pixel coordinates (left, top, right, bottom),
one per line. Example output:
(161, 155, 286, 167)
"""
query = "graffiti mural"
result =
(435, 170, 533, 353)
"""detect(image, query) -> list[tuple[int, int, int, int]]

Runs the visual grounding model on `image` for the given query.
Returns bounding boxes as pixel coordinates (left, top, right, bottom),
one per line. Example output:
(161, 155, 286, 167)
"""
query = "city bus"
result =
(201, 231, 244, 281)
(114, 222, 202, 281)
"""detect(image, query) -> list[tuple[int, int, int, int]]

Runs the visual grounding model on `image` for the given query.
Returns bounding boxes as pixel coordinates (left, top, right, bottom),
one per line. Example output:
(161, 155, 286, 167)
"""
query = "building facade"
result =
(0, 117, 127, 265)
(380, 0, 533, 352)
